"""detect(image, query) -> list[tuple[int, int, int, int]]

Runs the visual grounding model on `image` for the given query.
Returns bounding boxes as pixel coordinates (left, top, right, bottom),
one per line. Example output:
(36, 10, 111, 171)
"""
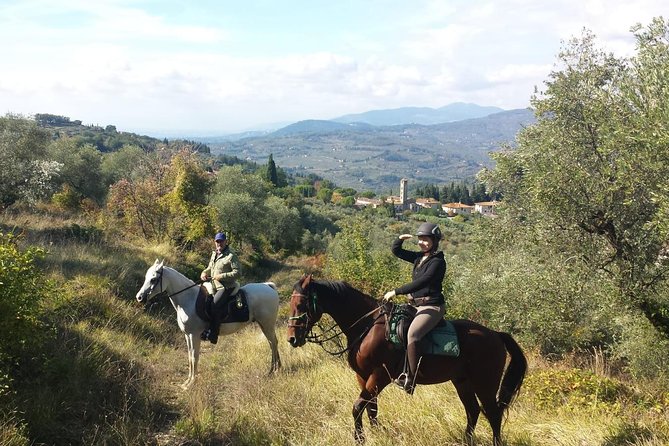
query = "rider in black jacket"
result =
(384, 222, 446, 394)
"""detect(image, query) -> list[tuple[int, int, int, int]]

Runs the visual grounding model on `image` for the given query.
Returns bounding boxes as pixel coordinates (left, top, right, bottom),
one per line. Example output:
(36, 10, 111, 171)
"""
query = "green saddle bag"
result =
(385, 304, 460, 357)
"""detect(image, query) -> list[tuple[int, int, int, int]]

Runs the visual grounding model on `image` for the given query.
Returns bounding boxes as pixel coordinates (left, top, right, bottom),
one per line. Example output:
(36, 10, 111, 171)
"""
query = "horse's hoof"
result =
(354, 430, 365, 444)
(180, 378, 195, 390)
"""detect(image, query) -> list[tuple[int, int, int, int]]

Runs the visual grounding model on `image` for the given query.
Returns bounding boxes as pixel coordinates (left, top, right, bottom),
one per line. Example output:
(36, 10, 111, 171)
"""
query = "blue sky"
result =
(1, 0, 666, 136)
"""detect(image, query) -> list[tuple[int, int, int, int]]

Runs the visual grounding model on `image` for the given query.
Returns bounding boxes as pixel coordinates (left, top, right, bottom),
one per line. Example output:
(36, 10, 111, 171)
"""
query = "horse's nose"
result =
(288, 336, 297, 347)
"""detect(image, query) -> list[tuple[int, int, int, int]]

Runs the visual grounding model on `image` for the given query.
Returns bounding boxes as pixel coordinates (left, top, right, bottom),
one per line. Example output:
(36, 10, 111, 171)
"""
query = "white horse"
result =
(135, 259, 281, 389)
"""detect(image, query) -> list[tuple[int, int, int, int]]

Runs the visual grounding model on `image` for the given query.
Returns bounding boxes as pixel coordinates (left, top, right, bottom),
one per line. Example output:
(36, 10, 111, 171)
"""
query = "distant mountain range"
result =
(195, 102, 506, 142)
(204, 106, 536, 192)
(332, 102, 505, 126)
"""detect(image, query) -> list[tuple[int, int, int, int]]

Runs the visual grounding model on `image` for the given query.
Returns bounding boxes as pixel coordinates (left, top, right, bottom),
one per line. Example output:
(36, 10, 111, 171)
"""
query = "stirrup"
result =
(394, 372, 409, 388)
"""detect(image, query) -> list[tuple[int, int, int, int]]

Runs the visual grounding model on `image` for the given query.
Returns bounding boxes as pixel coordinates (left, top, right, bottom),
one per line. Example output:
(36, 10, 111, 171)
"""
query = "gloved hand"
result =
(399, 234, 413, 240)
(383, 290, 396, 301)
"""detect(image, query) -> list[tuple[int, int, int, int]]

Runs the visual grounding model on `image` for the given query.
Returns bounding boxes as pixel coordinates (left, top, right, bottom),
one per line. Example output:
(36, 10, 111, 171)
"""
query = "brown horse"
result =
(287, 274, 527, 445)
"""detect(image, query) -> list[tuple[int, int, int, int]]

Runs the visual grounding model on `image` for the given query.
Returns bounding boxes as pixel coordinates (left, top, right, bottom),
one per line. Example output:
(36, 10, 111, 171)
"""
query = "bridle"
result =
(288, 289, 384, 356)
(139, 266, 203, 306)
(139, 267, 165, 304)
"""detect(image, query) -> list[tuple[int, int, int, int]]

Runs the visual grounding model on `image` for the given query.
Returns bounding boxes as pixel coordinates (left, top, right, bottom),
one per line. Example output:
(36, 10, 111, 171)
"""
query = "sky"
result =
(1, 0, 667, 136)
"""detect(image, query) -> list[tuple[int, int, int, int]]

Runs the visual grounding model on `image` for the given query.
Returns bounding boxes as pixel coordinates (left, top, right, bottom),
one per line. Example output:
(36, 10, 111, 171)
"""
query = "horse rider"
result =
(383, 222, 446, 394)
(200, 232, 241, 344)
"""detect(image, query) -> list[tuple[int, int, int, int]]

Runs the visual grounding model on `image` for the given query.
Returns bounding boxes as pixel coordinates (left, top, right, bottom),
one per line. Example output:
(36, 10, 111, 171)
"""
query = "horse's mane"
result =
(314, 279, 376, 304)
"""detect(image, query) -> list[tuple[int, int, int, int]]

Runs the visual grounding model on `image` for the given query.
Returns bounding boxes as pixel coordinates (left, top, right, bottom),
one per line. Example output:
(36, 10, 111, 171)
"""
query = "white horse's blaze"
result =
(136, 259, 281, 388)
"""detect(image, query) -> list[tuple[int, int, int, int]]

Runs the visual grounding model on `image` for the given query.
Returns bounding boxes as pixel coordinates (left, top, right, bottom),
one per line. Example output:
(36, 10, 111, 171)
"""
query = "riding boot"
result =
(201, 294, 214, 341)
(404, 342, 420, 395)
(208, 312, 220, 344)
(208, 290, 233, 344)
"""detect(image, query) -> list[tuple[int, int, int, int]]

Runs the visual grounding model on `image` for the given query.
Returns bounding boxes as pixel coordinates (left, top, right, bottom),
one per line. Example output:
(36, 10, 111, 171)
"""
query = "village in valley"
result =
(354, 178, 498, 217)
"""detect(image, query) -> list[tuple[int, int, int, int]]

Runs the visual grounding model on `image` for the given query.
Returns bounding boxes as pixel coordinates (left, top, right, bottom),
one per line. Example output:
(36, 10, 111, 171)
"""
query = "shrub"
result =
(324, 216, 399, 296)
(0, 233, 50, 392)
(523, 368, 630, 411)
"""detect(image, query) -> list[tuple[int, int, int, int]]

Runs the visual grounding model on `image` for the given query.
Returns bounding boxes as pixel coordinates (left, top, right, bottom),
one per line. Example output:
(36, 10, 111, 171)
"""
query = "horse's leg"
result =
(191, 335, 201, 386)
(352, 370, 390, 442)
(471, 347, 507, 446)
(453, 378, 480, 445)
(355, 375, 378, 427)
(181, 333, 194, 389)
(181, 333, 201, 389)
(258, 319, 281, 373)
(470, 360, 505, 446)
(478, 392, 503, 446)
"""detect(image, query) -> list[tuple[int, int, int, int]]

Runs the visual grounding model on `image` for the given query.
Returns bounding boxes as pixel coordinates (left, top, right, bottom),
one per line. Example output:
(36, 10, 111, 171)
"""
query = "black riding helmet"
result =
(416, 222, 442, 251)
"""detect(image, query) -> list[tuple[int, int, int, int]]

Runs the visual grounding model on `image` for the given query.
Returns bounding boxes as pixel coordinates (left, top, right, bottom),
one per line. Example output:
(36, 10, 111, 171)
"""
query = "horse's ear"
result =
(303, 273, 312, 288)
(154, 259, 160, 265)
(157, 259, 165, 269)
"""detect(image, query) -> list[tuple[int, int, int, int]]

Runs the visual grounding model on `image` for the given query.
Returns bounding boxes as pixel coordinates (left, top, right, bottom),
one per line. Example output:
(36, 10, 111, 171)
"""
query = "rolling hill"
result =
(208, 108, 535, 192)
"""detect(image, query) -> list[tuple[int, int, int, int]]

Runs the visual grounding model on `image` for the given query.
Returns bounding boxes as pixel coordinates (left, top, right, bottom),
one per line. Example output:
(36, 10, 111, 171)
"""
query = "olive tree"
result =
(481, 18, 669, 338)
(0, 115, 56, 207)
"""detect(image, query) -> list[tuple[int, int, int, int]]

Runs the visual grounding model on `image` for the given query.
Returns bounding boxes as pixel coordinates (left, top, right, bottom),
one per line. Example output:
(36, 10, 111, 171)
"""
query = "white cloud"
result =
(1, 0, 667, 133)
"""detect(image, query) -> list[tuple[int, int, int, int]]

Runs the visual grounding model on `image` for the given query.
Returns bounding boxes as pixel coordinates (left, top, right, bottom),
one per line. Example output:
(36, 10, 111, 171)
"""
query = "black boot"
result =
(208, 312, 220, 344)
(201, 294, 214, 341)
(208, 290, 233, 344)
(404, 342, 420, 395)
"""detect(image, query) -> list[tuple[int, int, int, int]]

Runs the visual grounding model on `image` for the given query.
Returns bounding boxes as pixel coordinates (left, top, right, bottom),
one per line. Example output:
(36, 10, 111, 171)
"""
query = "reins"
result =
(313, 308, 384, 356)
(289, 291, 385, 356)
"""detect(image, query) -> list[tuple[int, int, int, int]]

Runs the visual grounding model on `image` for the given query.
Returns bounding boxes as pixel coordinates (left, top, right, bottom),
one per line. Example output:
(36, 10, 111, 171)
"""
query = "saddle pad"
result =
(420, 320, 460, 357)
(223, 290, 250, 323)
(195, 286, 211, 321)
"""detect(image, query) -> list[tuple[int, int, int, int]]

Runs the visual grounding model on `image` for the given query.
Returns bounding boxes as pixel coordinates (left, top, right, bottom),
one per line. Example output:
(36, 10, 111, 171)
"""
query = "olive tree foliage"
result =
(211, 166, 270, 244)
(450, 220, 621, 354)
(0, 115, 59, 207)
(214, 165, 270, 202)
(100, 144, 149, 185)
(480, 18, 669, 338)
(47, 139, 106, 204)
(263, 196, 303, 254)
(211, 166, 306, 254)
(324, 216, 401, 296)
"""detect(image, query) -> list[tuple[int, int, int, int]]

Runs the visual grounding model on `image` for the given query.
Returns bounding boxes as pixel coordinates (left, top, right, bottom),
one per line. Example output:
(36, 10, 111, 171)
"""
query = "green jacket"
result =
(202, 246, 241, 291)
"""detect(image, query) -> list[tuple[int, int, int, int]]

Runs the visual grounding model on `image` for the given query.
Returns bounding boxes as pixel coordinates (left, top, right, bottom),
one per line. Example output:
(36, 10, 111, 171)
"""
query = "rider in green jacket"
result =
(200, 232, 241, 344)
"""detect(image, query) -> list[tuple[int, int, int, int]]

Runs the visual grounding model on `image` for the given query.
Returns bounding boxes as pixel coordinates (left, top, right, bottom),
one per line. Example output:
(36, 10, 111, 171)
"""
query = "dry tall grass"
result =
(152, 324, 668, 446)
(1, 208, 667, 445)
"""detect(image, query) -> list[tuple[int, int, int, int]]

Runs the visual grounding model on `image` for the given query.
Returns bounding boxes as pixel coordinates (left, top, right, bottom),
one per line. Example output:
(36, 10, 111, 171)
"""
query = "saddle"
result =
(384, 303, 460, 357)
(196, 285, 250, 323)
(220, 288, 249, 323)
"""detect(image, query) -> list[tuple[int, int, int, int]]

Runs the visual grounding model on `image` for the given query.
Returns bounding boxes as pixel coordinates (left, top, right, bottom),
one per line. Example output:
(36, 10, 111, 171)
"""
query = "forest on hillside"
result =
(1, 18, 668, 446)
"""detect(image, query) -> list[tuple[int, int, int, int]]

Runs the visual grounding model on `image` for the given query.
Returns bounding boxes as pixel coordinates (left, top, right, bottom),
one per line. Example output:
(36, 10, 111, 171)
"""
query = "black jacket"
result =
(391, 237, 446, 306)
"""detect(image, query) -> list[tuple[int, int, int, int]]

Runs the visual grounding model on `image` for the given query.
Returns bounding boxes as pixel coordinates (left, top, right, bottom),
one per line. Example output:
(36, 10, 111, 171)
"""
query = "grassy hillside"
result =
(1, 208, 667, 446)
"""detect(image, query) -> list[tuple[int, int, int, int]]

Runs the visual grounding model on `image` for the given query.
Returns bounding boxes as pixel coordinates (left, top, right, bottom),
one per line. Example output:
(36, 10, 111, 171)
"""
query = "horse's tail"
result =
(264, 282, 277, 290)
(497, 331, 527, 411)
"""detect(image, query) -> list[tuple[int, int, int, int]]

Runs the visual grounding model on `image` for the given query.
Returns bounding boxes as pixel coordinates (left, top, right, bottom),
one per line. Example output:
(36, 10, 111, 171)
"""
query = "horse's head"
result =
(287, 273, 324, 347)
(136, 259, 165, 303)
